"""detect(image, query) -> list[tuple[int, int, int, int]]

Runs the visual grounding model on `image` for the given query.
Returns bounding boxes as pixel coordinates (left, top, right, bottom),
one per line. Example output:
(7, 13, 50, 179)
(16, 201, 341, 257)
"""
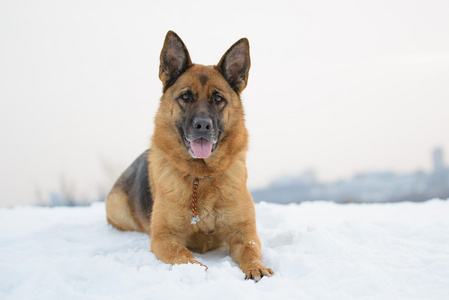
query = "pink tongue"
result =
(190, 138, 213, 159)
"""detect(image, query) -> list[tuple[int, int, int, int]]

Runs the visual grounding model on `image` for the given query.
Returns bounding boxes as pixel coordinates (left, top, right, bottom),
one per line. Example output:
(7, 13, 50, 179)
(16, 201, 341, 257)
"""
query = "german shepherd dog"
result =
(105, 31, 273, 281)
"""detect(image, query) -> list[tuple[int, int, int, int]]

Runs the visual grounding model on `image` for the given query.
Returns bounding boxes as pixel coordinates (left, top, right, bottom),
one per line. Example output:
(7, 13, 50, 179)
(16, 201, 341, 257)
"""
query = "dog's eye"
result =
(213, 94, 224, 104)
(180, 92, 192, 102)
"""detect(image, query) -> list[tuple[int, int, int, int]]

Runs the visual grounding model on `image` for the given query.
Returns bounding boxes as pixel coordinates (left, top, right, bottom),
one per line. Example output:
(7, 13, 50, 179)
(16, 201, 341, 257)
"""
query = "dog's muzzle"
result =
(182, 116, 218, 159)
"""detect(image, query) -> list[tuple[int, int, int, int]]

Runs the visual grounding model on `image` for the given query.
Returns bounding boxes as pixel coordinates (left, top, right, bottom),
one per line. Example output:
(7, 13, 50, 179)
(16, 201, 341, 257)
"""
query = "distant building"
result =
(433, 147, 444, 174)
(252, 148, 449, 204)
(429, 147, 449, 196)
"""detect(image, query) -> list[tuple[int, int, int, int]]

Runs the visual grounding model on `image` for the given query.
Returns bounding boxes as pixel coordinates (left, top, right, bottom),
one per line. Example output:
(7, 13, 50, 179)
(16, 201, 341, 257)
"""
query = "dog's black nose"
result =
(193, 117, 213, 132)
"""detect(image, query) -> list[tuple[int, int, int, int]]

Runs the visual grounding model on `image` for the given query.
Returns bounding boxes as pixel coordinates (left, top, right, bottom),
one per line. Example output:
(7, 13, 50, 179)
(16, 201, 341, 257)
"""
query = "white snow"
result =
(1, 200, 448, 300)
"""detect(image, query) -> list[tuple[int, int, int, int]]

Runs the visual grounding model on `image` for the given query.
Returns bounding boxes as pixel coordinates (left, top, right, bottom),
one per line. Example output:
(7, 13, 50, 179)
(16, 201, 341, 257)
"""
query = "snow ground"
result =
(1, 200, 448, 300)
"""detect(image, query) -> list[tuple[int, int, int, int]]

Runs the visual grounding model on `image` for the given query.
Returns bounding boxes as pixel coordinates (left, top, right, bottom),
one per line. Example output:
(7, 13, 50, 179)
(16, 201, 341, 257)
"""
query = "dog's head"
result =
(153, 31, 250, 169)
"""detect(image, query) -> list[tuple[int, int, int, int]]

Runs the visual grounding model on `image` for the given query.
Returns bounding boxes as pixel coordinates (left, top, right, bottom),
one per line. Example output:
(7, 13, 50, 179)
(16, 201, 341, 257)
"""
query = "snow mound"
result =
(1, 200, 448, 300)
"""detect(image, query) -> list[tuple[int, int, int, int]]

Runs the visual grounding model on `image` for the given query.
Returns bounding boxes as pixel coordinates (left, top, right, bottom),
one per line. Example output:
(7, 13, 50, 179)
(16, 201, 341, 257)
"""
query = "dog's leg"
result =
(229, 229, 274, 281)
(150, 232, 207, 269)
(106, 188, 142, 232)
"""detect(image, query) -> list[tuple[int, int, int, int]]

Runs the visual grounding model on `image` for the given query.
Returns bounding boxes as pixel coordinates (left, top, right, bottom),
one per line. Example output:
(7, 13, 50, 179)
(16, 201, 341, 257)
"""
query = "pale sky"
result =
(1, 0, 449, 206)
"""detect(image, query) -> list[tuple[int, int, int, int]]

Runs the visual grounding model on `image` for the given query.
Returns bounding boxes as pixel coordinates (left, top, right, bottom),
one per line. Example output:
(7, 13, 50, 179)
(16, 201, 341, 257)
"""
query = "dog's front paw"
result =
(188, 259, 208, 271)
(173, 256, 208, 270)
(244, 266, 274, 281)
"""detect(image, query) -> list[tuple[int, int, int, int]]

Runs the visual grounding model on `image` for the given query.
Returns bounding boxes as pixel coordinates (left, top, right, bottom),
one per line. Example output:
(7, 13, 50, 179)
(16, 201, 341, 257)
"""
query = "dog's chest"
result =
(183, 177, 232, 237)
(195, 205, 217, 233)
(186, 202, 229, 253)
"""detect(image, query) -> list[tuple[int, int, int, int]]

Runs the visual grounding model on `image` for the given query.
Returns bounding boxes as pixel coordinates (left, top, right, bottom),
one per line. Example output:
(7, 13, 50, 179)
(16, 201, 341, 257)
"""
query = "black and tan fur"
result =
(106, 31, 273, 281)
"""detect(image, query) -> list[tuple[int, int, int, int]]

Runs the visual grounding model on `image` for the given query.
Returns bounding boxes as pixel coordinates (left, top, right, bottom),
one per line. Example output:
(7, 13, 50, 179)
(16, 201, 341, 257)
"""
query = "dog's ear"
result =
(217, 38, 251, 94)
(159, 31, 192, 90)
